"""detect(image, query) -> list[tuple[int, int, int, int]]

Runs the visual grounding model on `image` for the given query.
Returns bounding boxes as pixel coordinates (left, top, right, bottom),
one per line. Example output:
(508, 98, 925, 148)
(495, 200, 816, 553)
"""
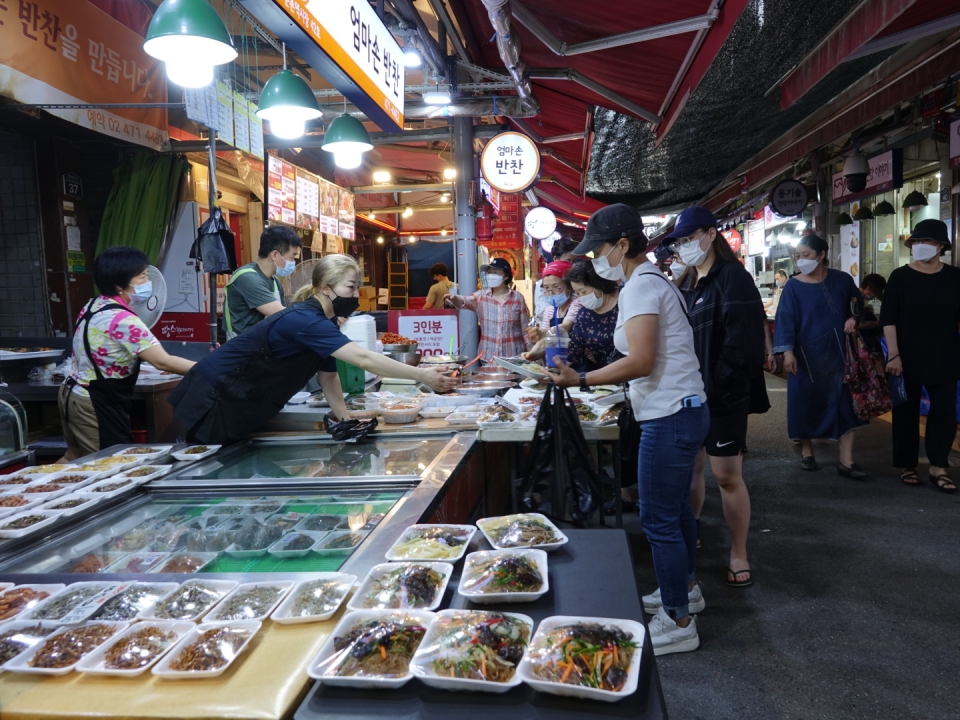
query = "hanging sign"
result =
(480, 132, 540, 194)
(540, 230, 561, 255)
(233, 91, 250, 153)
(832, 149, 903, 204)
(768, 179, 808, 217)
(721, 228, 742, 253)
(319, 178, 340, 234)
(242, 0, 404, 133)
(746, 220, 765, 256)
(339, 189, 356, 240)
(950, 119, 960, 169)
(215, 81, 234, 146)
(295, 168, 319, 230)
(524, 206, 557, 240)
(840, 222, 860, 283)
(248, 99, 264, 160)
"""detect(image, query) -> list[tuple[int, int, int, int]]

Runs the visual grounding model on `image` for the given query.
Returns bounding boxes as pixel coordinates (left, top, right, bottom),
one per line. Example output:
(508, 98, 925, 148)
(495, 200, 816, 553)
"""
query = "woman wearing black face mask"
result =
(170, 254, 458, 444)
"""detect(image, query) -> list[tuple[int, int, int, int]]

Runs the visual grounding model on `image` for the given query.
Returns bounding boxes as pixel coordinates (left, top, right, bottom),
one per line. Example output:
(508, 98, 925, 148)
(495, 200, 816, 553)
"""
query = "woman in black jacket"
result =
(668, 206, 770, 588)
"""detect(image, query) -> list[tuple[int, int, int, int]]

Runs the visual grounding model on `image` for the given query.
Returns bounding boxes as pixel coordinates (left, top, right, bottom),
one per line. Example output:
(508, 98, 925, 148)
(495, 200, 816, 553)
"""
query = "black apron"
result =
(64, 299, 141, 449)
(169, 301, 326, 445)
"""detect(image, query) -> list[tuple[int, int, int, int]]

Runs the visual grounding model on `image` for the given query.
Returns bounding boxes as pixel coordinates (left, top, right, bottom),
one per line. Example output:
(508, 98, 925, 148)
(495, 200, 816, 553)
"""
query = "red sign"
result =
(155, 313, 210, 342)
(482, 193, 523, 250)
(722, 229, 742, 253)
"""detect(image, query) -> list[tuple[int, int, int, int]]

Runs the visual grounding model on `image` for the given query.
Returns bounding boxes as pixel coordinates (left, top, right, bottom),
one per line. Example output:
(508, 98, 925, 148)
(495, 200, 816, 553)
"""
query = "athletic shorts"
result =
(704, 408, 748, 457)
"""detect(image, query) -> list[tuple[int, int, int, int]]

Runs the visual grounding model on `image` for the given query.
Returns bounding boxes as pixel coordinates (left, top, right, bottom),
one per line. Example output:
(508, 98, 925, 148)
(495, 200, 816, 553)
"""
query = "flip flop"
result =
(726, 568, 753, 588)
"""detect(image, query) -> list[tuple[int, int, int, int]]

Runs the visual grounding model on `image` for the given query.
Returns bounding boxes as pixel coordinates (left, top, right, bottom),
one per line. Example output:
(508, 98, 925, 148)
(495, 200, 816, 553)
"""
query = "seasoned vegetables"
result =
(320, 617, 426, 678)
(419, 612, 530, 682)
(388, 526, 471, 560)
(526, 622, 637, 692)
(361, 564, 444, 610)
(461, 555, 543, 594)
(479, 514, 562, 548)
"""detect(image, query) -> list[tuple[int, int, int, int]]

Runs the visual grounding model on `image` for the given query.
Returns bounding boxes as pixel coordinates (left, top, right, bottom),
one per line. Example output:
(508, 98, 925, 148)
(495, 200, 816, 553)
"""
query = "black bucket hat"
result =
(905, 219, 950, 247)
(573, 203, 645, 256)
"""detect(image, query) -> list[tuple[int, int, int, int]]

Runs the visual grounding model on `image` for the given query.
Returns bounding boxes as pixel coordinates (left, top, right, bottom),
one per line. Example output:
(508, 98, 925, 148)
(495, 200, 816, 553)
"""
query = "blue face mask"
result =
(275, 255, 296, 277)
(131, 281, 152, 300)
(546, 292, 569, 308)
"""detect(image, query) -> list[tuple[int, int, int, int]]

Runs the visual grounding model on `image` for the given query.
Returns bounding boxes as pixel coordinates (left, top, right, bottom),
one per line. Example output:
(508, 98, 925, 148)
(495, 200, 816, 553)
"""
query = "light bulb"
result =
(166, 58, 213, 88)
(369, 211, 376, 219)
(443, 168, 456, 180)
(441, 228, 448, 236)
(145, 34, 236, 87)
(333, 149, 363, 169)
(268, 116, 306, 140)
(403, 49, 421, 67)
(377, 236, 384, 244)
(373, 170, 391, 183)
(409, 236, 418, 243)
(403, 207, 413, 218)
(440, 193, 450, 203)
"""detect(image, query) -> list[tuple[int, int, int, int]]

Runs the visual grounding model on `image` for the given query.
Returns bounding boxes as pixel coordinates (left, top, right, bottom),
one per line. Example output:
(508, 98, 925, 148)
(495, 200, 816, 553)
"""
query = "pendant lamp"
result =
(322, 113, 373, 169)
(902, 190, 928, 210)
(144, 0, 237, 88)
(836, 212, 854, 226)
(873, 200, 895, 216)
(853, 205, 873, 221)
(257, 70, 322, 139)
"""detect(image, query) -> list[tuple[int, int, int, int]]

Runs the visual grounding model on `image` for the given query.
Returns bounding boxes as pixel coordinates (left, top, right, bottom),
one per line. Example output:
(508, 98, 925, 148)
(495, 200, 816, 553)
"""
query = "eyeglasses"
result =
(665, 232, 704, 252)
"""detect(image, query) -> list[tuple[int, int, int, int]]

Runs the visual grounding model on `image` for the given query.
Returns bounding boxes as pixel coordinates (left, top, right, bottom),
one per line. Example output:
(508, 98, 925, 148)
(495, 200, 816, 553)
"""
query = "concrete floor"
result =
(624, 374, 960, 720)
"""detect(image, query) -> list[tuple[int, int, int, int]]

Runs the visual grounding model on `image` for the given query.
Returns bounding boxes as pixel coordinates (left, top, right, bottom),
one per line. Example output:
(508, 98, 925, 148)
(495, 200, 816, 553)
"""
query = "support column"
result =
(453, 116, 478, 361)
(207, 128, 219, 349)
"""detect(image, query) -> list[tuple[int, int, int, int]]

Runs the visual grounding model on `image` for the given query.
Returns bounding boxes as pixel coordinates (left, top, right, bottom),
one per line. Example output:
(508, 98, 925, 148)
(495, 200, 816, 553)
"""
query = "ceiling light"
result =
(440, 192, 450, 203)
(902, 190, 928, 210)
(443, 168, 456, 180)
(441, 228, 448, 236)
(853, 205, 874, 221)
(376, 235, 384, 244)
(409, 235, 418, 243)
(873, 200, 896, 216)
(373, 170, 391, 183)
(424, 90, 452, 105)
(256, 69, 322, 139)
(836, 212, 854, 226)
(402, 207, 413, 218)
(322, 113, 373, 169)
(144, 0, 237, 88)
(369, 211, 376, 219)
(403, 48, 421, 67)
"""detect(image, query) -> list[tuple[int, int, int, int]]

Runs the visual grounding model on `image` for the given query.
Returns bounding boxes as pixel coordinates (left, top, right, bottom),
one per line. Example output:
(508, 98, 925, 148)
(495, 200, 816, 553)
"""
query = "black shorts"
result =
(704, 409, 748, 457)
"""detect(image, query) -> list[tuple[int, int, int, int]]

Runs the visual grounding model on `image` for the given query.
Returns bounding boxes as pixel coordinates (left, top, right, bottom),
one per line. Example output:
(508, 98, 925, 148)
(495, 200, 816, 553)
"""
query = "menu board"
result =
(233, 91, 250, 153)
(338, 189, 356, 240)
(215, 81, 234, 146)
(183, 84, 220, 131)
(296, 168, 320, 230)
(319, 178, 340, 234)
(267, 155, 296, 225)
(248, 99, 264, 160)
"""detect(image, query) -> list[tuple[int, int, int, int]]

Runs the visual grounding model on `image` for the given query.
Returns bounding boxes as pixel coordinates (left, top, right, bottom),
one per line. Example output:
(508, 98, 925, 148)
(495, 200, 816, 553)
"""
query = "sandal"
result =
(929, 473, 958, 494)
(838, 463, 869, 480)
(900, 469, 920, 486)
(726, 568, 753, 588)
(800, 456, 819, 471)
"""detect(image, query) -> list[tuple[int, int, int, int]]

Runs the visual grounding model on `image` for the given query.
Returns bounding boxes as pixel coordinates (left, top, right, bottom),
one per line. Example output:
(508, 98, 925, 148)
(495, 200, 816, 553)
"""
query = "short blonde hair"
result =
(292, 253, 361, 303)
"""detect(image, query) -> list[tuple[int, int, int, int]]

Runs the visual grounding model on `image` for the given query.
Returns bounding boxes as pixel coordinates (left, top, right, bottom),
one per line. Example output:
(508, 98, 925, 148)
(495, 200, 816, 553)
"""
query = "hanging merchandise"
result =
(144, 0, 237, 88)
(193, 208, 237, 275)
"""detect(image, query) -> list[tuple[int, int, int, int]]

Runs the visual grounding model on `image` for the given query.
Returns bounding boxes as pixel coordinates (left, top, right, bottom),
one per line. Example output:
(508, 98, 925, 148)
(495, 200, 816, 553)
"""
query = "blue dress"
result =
(567, 306, 618, 372)
(773, 270, 867, 440)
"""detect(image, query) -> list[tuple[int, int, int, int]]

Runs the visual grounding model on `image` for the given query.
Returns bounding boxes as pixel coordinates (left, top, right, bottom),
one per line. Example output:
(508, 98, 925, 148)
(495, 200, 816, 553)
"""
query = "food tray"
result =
(0, 584, 66, 622)
(409, 610, 534, 693)
(417, 406, 458, 418)
(18, 482, 71, 502)
(104, 553, 171, 574)
(27, 582, 126, 624)
(0, 620, 61, 668)
(112, 446, 173, 461)
(0, 474, 47, 488)
(19, 464, 73, 477)
(170, 444, 222, 462)
(77, 478, 140, 500)
(4, 621, 130, 675)
(0, 493, 47, 515)
(202, 581, 294, 622)
(140, 580, 238, 621)
(444, 412, 480, 427)
(306, 609, 435, 688)
(516, 615, 646, 702)
(41, 470, 101, 490)
(348, 562, 453, 611)
(37, 495, 98, 517)
(0, 583, 12, 592)
(385, 524, 477, 563)
(152, 620, 261, 678)
(114, 465, 173, 482)
(477, 420, 516, 429)
(313, 531, 367, 556)
(88, 582, 179, 621)
(0, 510, 60, 539)
(267, 532, 326, 558)
(475, 513, 569, 552)
(494, 356, 549, 379)
(148, 552, 220, 574)
(270, 574, 356, 624)
(0, 348, 63, 362)
(592, 390, 626, 407)
(75, 620, 194, 676)
(458, 549, 549, 604)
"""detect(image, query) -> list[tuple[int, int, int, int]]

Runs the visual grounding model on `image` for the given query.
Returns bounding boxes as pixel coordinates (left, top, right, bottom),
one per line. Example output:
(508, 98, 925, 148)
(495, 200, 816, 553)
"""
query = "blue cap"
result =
(666, 206, 717, 240)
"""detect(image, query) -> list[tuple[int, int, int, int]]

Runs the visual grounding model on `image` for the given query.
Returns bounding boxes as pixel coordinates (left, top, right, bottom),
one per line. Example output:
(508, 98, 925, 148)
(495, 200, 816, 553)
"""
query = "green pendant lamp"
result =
(322, 113, 373, 169)
(853, 205, 874, 221)
(873, 200, 896, 216)
(257, 70, 322, 139)
(836, 212, 854, 226)
(902, 190, 928, 210)
(144, 0, 237, 88)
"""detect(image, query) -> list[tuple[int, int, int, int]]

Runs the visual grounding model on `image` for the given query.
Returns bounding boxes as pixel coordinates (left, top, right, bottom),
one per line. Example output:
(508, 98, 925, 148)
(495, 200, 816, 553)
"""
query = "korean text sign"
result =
(480, 131, 540, 194)
(0, 0, 169, 150)
(391, 310, 459, 357)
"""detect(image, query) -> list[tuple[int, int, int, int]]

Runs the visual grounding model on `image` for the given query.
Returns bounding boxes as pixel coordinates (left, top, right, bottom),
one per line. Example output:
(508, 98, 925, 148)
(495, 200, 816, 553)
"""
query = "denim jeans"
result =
(638, 404, 710, 620)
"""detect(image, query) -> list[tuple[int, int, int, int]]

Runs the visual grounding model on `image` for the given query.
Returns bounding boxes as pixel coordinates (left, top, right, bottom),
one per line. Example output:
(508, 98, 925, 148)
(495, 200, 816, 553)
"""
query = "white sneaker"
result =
(649, 607, 700, 656)
(642, 583, 706, 615)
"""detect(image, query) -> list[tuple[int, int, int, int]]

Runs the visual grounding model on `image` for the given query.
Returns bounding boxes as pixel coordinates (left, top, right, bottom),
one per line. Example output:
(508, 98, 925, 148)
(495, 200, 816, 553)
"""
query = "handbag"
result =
(844, 333, 892, 420)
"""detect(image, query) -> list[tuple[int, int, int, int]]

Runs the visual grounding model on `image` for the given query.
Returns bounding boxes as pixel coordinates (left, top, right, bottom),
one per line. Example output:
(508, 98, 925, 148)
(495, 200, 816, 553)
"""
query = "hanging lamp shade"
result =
(257, 70, 322, 140)
(322, 113, 373, 169)
(873, 200, 896, 216)
(836, 212, 854, 226)
(902, 190, 928, 209)
(144, 0, 237, 88)
(853, 205, 874, 221)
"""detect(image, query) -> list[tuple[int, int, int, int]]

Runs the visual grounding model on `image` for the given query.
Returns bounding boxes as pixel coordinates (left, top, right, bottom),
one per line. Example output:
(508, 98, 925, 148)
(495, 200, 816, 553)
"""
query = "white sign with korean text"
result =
(216, 81, 234, 146)
(747, 219, 766, 256)
(524, 206, 556, 240)
(398, 315, 459, 356)
(480, 131, 540, 194)
(832, 149, 901, 203)
(840, 222, 860, 284)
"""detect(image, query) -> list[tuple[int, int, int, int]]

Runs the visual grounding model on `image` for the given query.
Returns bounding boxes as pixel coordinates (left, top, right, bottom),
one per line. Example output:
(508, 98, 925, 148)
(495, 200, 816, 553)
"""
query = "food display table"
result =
(297, 529, 667, 720)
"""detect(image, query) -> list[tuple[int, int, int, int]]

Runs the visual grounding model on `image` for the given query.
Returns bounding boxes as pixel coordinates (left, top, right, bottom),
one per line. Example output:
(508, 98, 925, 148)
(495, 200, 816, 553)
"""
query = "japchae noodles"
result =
(361, 564, 445, 609)
(321, 617, 426, 678)
(419, 612, 529, 682)
(480, 514, 560, 548)
(389, 527, 471, 560)
(461, 555, 543, 594)
(527, 622, 637, 692)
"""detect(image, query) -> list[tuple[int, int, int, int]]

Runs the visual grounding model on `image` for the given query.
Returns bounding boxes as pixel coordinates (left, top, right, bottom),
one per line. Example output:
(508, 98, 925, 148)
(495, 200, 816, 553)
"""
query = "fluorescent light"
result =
(373, 170, 391, 183)
(424, 90, 451, 105)
(443, 168, 456, 180)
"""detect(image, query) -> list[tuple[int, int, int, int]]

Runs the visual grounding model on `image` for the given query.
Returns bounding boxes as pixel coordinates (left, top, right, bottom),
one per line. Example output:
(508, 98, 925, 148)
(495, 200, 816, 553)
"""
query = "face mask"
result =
(130, 281, 152, 301)
(796, 258, 819, 275)
(671, 262, 687, 275)
(578, 291, 603, 310)
(274, 254, 296, 277)
(546, 292, 569, 308)
(592, 243, 626, 282)
(677, 237, 709, 267)
(911, 243, 939, 262)
(329, 291, 359, 318)
(775, 279, 785, 288)
(485, 273, 504, 289)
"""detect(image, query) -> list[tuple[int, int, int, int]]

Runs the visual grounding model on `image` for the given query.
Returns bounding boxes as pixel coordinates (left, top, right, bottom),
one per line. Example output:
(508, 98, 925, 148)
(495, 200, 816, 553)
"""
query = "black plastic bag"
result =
(192, 207, 237, 274)
(325, 416, 378, 443)
(520, 382, 603, 524)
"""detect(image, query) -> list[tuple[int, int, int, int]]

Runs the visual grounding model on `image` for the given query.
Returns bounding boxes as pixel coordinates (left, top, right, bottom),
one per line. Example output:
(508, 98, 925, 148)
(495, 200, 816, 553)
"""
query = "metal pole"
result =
(207, 127, 219, 350)
(453, 117, 478, 362)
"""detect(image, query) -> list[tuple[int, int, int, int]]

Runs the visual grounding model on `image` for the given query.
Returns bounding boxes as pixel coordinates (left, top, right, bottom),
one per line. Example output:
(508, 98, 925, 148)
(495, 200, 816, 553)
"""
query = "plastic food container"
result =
(151, 620, 261, 678)
(112, 445, 173, 461)
(18, 483, 71, 502)
(0, 493, 46, 514)
(417, 406, 458, 418)
(4, 621, 129, 675)
(457, 549, 549, 604)
(267, 532, 325, 558)
(444, 412, 481, 427)
(0, 620, 61, 668)
(202, 581, 294, 622)
(77, 478, 139, 500)
(0, 510, 60, 539)
(380, 403, 421, 424)
(517, 615, 646, 702)
(0, 584, 66, 622)
(25, 582, 125, 625)
(141, 580, 238, 621)
(348, 562, 453, 611)
(409, 610, 534, 693)
(475, 513, 569, 552)
(314, 531, 366, 556)
(385, 524, 477, 563)
(0, 473, 50, 487)
(38, 495, 98, 517)
(87, 582, 179, 622)
(270, 574, 356, 624)
(306, 609, 435, 688)
(148, 552, 219, 574)
(288, 391, 311, 404)
(114, 465, 172, 482)
(104, 553, 170, 574)
(170, 445, 221, 462)
(75, 620, 194, 676)
(41, 470, 101, 490)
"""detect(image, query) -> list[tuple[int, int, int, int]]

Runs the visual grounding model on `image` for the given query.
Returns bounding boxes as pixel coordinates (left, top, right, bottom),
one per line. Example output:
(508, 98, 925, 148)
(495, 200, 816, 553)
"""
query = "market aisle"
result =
(624, 373, 960, 720)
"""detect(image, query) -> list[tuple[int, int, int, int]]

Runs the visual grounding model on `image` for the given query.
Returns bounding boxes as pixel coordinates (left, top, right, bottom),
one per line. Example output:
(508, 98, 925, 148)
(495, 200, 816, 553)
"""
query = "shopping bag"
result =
(192, 207, 237, 274)
(520, 382, 603, 524)
(844, 333, 892, 420)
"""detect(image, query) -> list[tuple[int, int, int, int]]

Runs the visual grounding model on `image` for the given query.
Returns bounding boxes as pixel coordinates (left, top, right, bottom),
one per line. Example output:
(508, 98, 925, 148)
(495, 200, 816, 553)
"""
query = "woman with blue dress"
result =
(773, 235, 868, 477)
(566, 259, 619, 372)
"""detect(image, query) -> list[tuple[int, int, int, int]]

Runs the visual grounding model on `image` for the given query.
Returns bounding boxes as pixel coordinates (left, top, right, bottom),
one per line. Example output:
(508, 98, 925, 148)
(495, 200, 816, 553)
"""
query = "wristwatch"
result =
(579, 372, 590, 392)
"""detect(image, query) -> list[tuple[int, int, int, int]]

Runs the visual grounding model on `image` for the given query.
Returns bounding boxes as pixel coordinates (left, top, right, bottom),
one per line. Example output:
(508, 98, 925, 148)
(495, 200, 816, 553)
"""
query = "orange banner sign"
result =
(0, 0, 169, 150)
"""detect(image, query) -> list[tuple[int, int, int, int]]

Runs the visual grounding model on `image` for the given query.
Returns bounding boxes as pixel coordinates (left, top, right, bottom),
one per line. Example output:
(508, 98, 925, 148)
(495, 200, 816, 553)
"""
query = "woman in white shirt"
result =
(550, 204, 709, 657)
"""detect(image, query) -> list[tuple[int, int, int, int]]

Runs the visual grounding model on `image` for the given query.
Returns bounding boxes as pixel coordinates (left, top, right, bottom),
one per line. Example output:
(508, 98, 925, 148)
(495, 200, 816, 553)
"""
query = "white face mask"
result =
(485, 273, 504, 288)
(796, 258, 819, 275)
(546, 292, 569, 308)
(592, 242, 626, 282)
(578, 291, 603, 310)
(671, 262, 687, 275)
(911, 243, 939, 262)
(677, 235, 710, 267)
(775, 279, 785, 288)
